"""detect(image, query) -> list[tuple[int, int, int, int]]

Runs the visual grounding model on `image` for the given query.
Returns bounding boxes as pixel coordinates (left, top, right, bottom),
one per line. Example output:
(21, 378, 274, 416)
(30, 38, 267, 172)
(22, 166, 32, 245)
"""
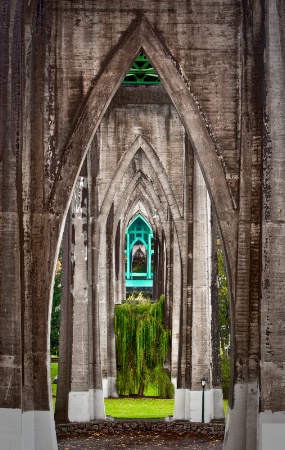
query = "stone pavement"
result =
(58, 431, 224, 449)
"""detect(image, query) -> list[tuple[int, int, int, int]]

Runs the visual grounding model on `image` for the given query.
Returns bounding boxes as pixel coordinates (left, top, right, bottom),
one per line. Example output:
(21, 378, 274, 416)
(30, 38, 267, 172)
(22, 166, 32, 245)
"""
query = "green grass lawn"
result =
(50, 362, 228, 418)
(105, 397, 228, 419)
(105, 397, 174, 419)
(51, 362, 58, 409)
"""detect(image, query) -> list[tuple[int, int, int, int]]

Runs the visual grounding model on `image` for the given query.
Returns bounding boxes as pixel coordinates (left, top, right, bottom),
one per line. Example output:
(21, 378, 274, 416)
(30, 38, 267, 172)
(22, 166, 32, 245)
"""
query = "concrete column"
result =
(120, 220, 126, 302)
(105, 204, 118, 398)
(0, 3, 58, 448)
(68, 175, 90, 422)
(171, 228, 183, 392)
(165, 215, 174, 333)
(88, 218, 105, 419)
(210, 210, 224, 420)
(190, 158, 223, 422)
(97, 221, 109, 396)
(87, 146, 106, 419)
(173, 138, 193, 420)
(55, 210, 72, 423)
(259, 2, 285, 449)
(126, 233, 130, 278)
(114, 219, 121, 305)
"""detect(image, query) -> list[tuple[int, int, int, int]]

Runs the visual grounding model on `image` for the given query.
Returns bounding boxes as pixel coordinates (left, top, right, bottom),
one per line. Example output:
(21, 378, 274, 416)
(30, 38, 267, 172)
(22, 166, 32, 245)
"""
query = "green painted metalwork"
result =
(125, 214, 154, 288)
(122, 53, 161, 85)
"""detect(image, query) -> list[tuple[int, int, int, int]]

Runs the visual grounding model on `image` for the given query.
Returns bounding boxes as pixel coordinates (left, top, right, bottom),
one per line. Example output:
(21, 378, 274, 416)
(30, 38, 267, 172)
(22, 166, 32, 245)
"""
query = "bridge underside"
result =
(1, 2, 285, 450)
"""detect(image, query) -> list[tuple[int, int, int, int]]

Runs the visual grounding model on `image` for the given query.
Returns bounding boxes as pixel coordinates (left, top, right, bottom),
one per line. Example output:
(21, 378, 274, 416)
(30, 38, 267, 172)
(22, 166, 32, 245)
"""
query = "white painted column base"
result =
(107, 377, 119, 398)
(103, 377, 119, 398)
(0, 408, 58, 450)
(259, 412, 285, 450)
(68, 389, 106, 422)
(173, 388, 223, 422)
(213, 388, 225, 420)
(173, 388, 191, 420)
(0, 408, 22, 450)
(189, 389, 214, 423)
(223, 381, 258, 450)
(89, 388, 106, 420)
(68, 391, 90, 422)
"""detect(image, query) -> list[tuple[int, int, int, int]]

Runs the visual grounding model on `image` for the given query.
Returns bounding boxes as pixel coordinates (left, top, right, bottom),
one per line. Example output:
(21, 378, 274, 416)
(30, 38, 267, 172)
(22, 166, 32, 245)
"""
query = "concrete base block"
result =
(0, 408, 22, 450)
(68, 389, 106, 421)
(103, 377, 119, 398)
(224, 381, 258, 450)
(259, 412, 285, 450)
(22, 410, 35, 450)
(33, 411, 58, 449)
(103, 378, 108, 397)
(107, 377, 119, 398)
(171, 377, 177, 389)
(185, 389, 191, 420)
(173, 388, 223, 422)
(68, 391, 90, 422)
(173, 388, 188, 420)
(213, 388, 225, 420)
(189, 389, 212, 423)
(0, 409, 57, 450)
(89, 389, 106, 419)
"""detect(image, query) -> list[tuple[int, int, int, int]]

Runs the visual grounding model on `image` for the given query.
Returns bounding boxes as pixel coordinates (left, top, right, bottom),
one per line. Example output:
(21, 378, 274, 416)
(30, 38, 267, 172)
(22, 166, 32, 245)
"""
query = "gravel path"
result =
(58, 431, 224, 449)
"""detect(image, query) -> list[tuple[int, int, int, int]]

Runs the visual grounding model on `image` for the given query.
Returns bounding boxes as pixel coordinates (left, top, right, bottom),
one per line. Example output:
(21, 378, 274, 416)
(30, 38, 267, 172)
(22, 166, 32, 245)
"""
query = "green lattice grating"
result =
(122, 53, 161, 85)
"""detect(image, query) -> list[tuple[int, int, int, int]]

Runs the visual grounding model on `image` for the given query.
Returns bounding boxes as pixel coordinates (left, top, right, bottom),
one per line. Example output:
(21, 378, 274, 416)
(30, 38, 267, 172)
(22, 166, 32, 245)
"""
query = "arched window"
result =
(122, 53, 161, 85)
(125, 214, 154, 288)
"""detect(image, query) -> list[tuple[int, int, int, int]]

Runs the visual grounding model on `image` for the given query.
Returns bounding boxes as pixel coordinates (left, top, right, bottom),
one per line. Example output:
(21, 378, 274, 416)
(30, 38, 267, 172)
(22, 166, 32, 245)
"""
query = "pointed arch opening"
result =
(125, 213, 154, 291)
(50, 16, 237, 284)
(50, 13, 236, 432)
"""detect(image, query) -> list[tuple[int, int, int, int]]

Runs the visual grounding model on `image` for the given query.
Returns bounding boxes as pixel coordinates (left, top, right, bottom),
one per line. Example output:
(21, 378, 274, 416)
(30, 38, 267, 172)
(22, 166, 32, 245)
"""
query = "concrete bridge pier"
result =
(173, 159, 224, 423)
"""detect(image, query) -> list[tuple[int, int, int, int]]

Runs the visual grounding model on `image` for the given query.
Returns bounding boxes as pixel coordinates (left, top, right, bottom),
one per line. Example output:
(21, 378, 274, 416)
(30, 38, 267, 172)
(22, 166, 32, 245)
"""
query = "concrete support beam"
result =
(55, 211, 72, 423)
(68, 176, 90, 421)
(259, 2, 285, 448)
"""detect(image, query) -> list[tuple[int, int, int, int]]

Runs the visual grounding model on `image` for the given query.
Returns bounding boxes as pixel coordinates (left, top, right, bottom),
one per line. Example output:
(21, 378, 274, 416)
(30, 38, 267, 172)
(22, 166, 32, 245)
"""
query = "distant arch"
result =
(113, 172, 168, 233)
(99, 134, 181, 222)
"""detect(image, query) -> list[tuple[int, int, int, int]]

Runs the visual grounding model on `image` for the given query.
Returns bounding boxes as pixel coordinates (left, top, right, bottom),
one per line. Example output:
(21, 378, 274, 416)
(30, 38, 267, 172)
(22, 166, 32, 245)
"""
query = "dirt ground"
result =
(57, 431, 224, 449)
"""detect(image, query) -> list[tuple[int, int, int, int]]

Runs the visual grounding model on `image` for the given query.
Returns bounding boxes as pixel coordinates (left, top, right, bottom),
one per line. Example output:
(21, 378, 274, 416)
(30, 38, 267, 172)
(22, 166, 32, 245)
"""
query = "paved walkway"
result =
(58, 431, 224, 449)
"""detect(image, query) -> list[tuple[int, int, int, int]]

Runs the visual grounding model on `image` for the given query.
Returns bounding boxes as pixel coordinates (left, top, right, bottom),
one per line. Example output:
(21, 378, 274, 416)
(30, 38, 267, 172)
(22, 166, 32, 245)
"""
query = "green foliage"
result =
(218, 247, 230, 353)
(126, 290, 152, 301)
(132, 262, 147, 273)
(104, 397, 174, 419)
(220, 354, 230, 399)
(50, 270, 61, 356)
(50, 362, 58, 399)
(50, 362, 58, 380)
(115, 295, 174, 399)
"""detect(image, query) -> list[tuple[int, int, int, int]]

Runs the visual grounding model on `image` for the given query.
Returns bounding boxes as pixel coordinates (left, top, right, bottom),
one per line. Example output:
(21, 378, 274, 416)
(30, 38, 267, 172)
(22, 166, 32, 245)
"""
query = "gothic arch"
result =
(121, 186, 165, 245)
(99, 134, 181, 222)
(113, 172, 168, 233)
(49, 16, 237, 280)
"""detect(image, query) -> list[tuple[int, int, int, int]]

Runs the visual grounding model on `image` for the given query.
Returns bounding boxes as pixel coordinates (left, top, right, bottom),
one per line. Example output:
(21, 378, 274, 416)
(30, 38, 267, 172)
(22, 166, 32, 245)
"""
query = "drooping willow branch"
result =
(114, 295, 174, 398)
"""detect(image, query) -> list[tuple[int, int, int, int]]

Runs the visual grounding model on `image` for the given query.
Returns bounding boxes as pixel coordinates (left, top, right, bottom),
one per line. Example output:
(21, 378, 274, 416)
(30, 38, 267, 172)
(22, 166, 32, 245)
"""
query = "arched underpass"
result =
(1, 3, 283, 450)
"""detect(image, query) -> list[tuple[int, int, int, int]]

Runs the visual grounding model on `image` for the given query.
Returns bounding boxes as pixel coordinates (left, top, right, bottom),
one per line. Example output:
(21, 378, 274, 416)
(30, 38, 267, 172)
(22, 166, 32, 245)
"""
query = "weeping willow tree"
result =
(114, 295, 174, 398)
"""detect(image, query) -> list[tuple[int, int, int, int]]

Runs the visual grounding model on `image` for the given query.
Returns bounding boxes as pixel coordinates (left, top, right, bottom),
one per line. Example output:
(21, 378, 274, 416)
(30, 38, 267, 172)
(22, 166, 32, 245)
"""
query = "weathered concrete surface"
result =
(95, 97, 186, 384)
(259, 1, 285, 449)
(60, 81, 221, 427)
(1, 0, 284, 449)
